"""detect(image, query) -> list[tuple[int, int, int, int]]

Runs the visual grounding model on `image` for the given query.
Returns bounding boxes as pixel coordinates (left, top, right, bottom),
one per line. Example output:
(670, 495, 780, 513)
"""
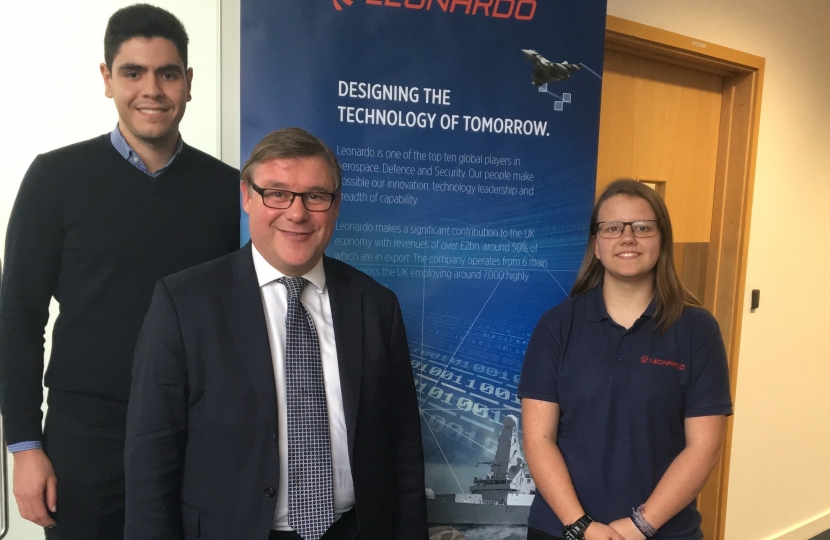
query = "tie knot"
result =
(278, 276, 309, 299)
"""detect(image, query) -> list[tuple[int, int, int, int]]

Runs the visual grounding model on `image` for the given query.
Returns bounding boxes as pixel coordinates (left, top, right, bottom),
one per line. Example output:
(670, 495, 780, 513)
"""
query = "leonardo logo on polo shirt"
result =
(640, 355, 686, 371)
(333, 0, 353, 10)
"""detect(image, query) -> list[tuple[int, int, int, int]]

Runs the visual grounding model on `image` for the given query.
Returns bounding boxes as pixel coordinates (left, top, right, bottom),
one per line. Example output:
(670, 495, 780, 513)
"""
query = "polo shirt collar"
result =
(643, 294, 657, 318)
(251, 244, 326, 294)
(585, 284, 608, 323)
(585, 282, 657, 322)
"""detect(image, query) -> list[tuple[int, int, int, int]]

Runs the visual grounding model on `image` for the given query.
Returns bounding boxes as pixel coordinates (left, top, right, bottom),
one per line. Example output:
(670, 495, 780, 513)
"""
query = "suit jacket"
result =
(125, 243, 428, 540)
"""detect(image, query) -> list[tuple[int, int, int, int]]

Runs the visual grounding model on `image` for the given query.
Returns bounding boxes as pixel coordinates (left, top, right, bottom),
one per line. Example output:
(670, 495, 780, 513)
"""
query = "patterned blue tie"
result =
(279, 277, 334, 540)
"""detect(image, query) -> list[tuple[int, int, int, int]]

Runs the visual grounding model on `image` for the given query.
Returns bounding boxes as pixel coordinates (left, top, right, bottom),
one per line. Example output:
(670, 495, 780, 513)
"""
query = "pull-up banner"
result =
(241, 1, 607, 537)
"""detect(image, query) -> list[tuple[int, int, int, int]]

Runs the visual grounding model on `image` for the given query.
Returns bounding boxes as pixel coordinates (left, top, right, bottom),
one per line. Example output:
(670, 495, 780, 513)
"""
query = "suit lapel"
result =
(221, 243, 278, 428)
(324, 257, 362, 460)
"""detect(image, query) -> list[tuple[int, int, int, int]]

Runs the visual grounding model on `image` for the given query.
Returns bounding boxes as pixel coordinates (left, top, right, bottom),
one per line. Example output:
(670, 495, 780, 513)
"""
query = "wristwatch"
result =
(563, 515, 594, 540)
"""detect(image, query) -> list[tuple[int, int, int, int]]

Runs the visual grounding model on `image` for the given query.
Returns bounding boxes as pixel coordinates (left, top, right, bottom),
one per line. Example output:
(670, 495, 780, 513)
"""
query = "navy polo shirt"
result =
(518, 285, 732, 539)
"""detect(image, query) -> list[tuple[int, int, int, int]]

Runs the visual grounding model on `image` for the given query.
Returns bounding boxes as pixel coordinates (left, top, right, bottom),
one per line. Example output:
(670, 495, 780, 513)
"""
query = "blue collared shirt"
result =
(6, 127, 185, 454)
(109, 124, 184, 177)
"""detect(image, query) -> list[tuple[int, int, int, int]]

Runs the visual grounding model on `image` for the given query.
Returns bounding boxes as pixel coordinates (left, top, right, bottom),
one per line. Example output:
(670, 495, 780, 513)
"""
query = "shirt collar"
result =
(109, 124, 183, 177)
(251, 244, 327, 294)
(585, 282, 657, 323)
(643, 294, 658, 318)
(585, 284, 609, 323)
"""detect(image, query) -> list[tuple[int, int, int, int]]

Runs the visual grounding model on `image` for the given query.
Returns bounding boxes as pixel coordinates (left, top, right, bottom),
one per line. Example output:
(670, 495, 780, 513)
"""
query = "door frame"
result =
(603, 16, 765, 540)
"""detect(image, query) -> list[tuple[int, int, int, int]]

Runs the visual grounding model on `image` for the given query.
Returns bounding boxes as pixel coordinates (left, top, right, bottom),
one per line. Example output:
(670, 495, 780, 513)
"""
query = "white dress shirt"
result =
(251, 246, 355, 530)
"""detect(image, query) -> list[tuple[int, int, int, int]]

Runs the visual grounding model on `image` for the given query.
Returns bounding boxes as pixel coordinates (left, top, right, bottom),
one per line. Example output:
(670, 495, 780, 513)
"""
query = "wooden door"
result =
(597, 17, 765, 539)
(597, 49, 724, 303)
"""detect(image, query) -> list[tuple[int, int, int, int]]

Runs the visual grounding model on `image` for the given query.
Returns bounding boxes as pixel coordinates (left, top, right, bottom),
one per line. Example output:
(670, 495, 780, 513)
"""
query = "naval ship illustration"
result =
(426, 414, 536, 526)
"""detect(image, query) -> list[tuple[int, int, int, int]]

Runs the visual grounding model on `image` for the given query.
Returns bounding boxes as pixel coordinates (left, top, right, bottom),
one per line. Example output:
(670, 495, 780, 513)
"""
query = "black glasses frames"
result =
(248, 183, 338, 212)
(593, 220, 659, 239)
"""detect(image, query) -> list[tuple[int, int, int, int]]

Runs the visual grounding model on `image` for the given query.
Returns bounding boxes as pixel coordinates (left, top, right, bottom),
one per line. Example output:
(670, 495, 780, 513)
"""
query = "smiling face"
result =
(593, 194, 661, 286)
(100, 37, 192, 150)
(242, 156, 340, 276)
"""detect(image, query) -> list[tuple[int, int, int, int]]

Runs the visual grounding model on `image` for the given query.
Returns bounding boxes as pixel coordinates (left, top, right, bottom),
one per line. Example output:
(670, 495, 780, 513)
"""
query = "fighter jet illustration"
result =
(521, 49, 581, 86)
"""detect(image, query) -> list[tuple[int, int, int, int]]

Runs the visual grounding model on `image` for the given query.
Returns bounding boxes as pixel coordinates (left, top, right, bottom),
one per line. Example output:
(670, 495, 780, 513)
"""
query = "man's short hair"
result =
(241, 128, 342, 192)
(104, 4, 189, 69)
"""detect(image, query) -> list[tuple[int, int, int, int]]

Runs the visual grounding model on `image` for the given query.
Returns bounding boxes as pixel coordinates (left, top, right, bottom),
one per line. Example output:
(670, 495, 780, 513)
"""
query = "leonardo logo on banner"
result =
(333, 0, 537, 20)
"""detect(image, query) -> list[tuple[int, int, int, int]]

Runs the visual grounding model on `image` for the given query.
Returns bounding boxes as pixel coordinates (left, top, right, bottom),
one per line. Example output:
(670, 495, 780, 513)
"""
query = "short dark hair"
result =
(241, 128, 342, 192)
(104, 4, 189, 69)
(570, 179, 700, 331)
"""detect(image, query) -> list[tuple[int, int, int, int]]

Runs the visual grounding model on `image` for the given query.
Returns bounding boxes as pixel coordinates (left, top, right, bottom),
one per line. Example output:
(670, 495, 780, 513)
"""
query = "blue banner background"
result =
(241, 1, 607, 536)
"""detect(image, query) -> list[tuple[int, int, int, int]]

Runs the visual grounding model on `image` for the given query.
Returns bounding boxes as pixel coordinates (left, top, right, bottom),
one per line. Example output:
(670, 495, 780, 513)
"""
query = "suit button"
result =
(265, 487, 276, 498)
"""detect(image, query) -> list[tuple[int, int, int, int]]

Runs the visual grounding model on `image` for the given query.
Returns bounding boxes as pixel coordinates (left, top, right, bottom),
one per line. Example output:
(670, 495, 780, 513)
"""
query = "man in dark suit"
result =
(124, 127, 428, 540)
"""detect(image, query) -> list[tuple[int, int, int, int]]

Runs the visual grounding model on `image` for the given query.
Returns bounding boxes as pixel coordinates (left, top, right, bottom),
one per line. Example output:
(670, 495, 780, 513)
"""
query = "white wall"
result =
(605, 1, 830, 539)
(0, 2, 221, 538)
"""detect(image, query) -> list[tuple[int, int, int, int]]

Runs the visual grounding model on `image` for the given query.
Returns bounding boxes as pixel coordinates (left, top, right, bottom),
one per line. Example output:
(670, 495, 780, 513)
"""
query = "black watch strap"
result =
(563, 515, 594, 540)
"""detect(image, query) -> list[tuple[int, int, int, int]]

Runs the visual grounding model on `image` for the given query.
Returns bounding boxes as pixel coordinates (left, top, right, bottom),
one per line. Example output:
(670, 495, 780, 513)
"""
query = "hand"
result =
(584, 521, 626, 540)
(12, 448, 57, 527)
(609, 518, 646, 540)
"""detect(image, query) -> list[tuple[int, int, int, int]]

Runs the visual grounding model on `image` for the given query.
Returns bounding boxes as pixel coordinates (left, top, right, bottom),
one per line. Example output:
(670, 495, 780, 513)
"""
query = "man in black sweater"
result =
(0, 5, 240, 539)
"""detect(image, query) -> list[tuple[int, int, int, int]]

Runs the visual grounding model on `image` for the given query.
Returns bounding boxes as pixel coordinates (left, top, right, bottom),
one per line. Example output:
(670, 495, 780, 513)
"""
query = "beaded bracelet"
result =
(631, 504, 657, 538)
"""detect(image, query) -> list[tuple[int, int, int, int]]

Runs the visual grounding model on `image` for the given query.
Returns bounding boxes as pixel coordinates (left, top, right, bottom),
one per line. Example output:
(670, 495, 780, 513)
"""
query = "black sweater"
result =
(0, 135, 240, 445)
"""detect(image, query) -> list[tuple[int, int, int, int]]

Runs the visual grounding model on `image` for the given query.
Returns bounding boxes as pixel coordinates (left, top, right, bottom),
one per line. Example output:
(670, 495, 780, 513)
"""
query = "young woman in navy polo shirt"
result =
(519, 179, 732, 540)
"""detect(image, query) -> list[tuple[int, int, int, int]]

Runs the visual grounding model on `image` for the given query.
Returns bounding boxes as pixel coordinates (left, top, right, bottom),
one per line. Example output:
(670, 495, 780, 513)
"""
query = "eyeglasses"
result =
(594, 220, 659, 239)
(248, 183, 338, 212)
